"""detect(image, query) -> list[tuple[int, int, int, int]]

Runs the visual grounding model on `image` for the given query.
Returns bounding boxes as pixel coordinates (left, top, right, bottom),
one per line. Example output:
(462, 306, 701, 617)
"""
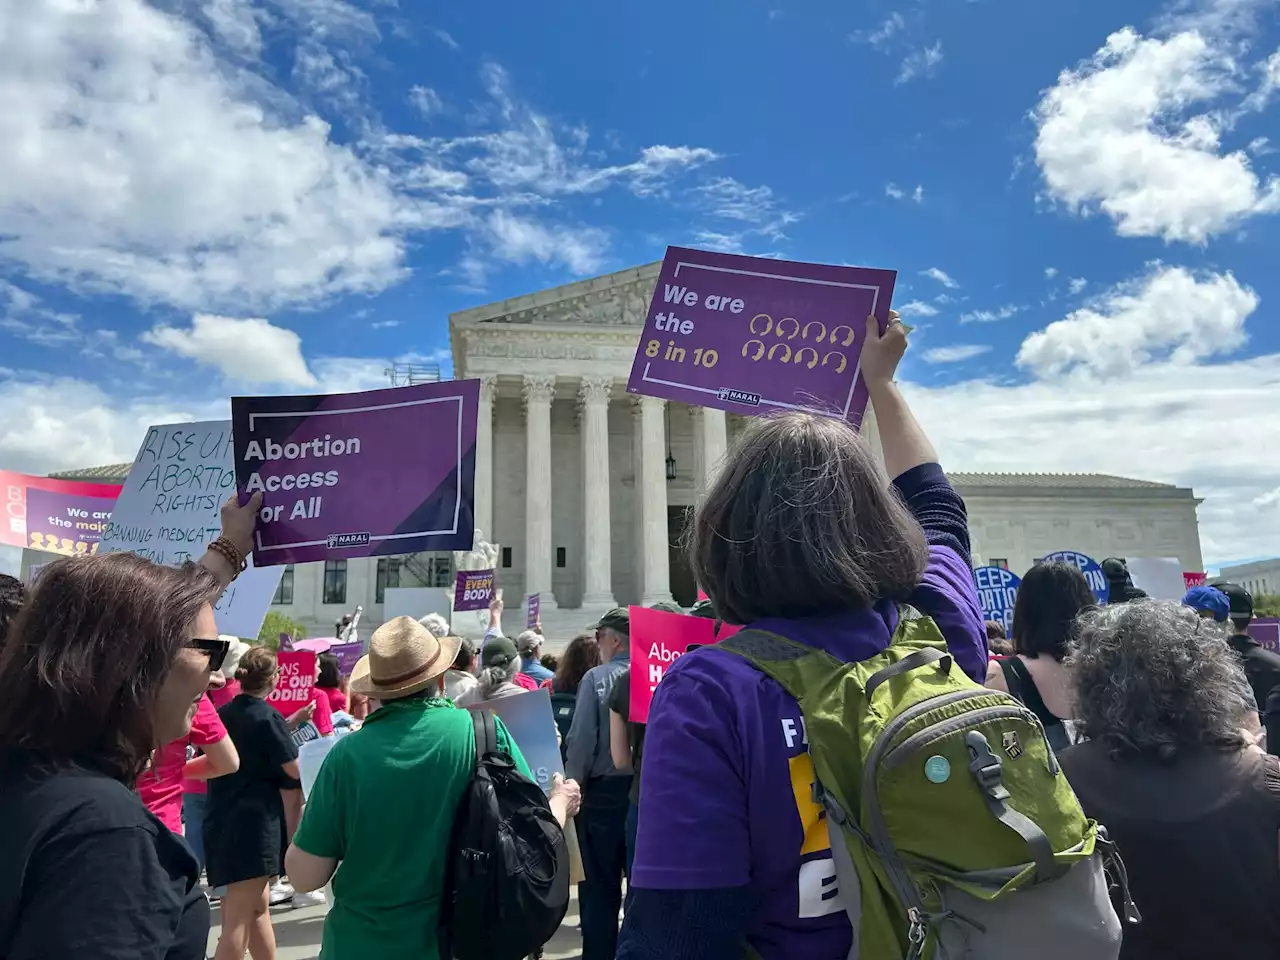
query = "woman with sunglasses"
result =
(205, 645, 303, 960)
(0, 493, 260, 960)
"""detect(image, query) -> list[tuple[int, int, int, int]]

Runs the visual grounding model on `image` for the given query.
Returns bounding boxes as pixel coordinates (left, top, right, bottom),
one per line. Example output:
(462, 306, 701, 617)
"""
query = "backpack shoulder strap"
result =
(1003, 656, 1066, 732)
(471, 707, 498, 761)
(715, 629, 838, 703)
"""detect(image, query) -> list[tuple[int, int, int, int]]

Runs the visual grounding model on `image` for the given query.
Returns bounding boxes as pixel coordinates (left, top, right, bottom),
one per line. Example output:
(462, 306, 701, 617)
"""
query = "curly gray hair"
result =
(1066, 600, 1253, 760)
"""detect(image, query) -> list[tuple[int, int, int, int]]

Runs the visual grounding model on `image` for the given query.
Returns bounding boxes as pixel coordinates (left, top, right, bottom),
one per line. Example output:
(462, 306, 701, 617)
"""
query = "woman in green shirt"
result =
(285, 617, 581, 960)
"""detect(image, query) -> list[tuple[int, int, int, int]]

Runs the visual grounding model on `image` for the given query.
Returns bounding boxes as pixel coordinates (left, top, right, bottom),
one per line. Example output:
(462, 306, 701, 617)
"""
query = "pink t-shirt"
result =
(208, 678, 240, 710)
(319, 686, 348, 715)
(139, 695, 227, 831)
(310, 687, 335, 736)
(513, 672, 539, 692)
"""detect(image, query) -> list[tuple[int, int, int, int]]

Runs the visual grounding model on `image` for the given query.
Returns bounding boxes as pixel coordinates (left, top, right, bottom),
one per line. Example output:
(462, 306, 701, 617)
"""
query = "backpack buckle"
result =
(965, 731, 1010, 801)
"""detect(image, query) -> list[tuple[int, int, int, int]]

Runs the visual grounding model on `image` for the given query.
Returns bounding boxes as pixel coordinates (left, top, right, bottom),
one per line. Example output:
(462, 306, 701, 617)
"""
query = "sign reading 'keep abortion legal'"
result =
(232, 380, 479, 566)
(626, 247, 897, 425)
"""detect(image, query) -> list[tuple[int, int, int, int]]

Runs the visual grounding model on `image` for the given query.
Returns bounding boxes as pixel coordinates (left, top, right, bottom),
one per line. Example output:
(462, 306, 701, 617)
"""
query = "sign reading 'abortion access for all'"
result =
(267, 650, 316, 715)
(454, 568, 495, 612)
(973, 566, 1021, 636)
(629, 606, 741, 724)
(99, 421, 283, 640)
(232, 380, 479, 566)
(1041, 551, 1109, 605)
(626, 247, 897, 425)
(24, 488, 115, 556)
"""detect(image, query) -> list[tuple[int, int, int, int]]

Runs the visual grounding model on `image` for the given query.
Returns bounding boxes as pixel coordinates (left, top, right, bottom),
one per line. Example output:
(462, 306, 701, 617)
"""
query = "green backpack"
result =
(718, 606, 1139, 960)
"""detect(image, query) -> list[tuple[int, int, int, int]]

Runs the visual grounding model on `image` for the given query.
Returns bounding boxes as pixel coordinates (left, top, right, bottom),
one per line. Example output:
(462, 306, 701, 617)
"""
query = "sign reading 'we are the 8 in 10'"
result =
(625, 247, 897, 427)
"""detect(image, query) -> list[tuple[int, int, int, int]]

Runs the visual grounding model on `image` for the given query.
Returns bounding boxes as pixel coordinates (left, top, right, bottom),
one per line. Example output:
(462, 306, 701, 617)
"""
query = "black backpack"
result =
(440, 709, 570, 960)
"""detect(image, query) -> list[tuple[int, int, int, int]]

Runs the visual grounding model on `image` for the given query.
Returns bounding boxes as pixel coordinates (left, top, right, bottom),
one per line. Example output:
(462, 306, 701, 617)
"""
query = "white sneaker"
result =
(268, 880, 295, 905)
(292, 890, 327, 909)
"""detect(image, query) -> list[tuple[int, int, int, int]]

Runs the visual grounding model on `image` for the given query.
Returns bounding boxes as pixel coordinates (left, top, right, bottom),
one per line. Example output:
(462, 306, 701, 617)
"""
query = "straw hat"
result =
(349, 616, 461, 700)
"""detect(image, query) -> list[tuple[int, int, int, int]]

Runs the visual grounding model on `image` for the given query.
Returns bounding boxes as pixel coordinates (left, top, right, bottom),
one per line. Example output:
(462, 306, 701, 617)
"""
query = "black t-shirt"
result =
(209, 694, 300, 815)
(0, 755, 209, 959)
(609, 669, 645, 805)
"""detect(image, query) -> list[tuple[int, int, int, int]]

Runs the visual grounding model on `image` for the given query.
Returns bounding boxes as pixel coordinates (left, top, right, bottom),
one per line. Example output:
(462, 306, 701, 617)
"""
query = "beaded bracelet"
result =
(207, 536, 248, 579)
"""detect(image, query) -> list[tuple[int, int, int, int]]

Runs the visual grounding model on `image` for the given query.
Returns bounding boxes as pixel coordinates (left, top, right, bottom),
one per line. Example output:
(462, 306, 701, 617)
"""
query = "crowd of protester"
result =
(1, 310, 1278, 960)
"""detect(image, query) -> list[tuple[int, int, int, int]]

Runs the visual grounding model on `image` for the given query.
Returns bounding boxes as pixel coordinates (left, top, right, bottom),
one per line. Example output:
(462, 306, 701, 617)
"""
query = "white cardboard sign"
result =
(99, 420, 282, 639)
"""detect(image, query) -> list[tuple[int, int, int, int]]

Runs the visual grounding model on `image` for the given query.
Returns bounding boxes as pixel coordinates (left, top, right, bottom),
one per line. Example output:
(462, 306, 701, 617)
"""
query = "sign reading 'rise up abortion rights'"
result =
(626, 247, 897, 425)
(232, 380, 479, 566)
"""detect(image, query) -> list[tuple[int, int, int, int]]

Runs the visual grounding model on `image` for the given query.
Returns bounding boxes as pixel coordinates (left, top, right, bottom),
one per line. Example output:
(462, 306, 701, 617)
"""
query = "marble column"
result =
(636, 395, 673, 605)
(523, 375, 558, 610)
(694, 406, 728, 499)
(474, 375, 498, 540)
(579, 377, 616, 607)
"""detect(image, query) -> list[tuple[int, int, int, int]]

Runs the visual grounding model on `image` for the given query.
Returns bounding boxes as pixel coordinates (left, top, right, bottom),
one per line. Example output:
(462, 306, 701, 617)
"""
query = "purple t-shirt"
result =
(631, 522, 985, 956)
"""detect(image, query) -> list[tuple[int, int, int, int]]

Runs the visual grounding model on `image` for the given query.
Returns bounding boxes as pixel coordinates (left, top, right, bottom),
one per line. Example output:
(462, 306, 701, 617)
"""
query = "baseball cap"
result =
(648, 601, 683, 615)
(1209, 581, 1254, 620)
(593, 607, 630, 635)
(689, 598, 717, 620)
(1182, 586, 1230, 622)
(480, 634, 520, 669)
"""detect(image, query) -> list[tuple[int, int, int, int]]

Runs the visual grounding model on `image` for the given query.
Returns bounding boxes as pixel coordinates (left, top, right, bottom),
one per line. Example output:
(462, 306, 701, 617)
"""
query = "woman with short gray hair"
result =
(1059, 600, 1280, 959)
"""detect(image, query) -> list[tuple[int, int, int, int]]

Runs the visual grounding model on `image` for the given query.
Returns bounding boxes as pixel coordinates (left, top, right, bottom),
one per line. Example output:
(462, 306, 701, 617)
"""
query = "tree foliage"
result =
(257, 610, 308, 650)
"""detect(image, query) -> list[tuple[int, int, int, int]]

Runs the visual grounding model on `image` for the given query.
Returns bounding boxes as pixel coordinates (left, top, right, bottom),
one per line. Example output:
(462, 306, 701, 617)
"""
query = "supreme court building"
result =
(52, 261, 1206, 641)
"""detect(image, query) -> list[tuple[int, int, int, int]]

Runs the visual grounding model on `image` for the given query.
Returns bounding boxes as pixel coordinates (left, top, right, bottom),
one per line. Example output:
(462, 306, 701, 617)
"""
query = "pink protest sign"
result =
(628, 605, 741, 724)
(266, 650, 316, 715)
(1183, 572, 1207, 589)
(625, 247, 896, 425)
(454, 568, 496, 612)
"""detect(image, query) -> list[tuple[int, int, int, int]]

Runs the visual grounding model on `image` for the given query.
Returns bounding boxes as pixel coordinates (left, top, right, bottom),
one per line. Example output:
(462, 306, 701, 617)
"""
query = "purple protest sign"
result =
(455, 568, 495, 612)
(232, 380, 478, 566)
(527, 593, 540, 630)
(329, 641, 364, 676)
(625, 247, 896, 424)
(1249, 619, 1280, 654)
(24, 488, 116, 557)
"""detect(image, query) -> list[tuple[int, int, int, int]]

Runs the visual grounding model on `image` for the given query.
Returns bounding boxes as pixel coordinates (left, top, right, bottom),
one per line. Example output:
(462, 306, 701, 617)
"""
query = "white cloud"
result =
(409, 85, 442, 117)
(142, 314, 318, 386)
(885, 182, 905, 200)
(852, 13, 905, 49)
(911, 184, 924, 203)
(1034, 27, 1280, 244)
(0, 0, 422, 313)
(902, 352, 1280, 565)
(469, 210, 609, 281)
(431, 28, 460, 50)
(692, 176, 800, 251)
(897, 299, 940, 318)
(1068, 277, 1088, 295)
(1248, 136, 1273, 155)
(1045, 267, 1059, 279)
(1016, 265, 1256, 378)
(960, 304, 1022, 323)
(921, 267, 959, 288)
(896, 42, 944, 85)
(201, 0, 262, 56)
(922, 344, 991, 364)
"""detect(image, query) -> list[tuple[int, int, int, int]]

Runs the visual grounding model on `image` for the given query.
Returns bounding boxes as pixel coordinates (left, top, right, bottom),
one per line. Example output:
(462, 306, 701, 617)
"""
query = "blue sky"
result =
(0, 0, 1278, 567)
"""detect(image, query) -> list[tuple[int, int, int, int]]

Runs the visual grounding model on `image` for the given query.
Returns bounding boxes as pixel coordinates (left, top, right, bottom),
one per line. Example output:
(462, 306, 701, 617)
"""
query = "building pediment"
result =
(450, 262, 661, 329)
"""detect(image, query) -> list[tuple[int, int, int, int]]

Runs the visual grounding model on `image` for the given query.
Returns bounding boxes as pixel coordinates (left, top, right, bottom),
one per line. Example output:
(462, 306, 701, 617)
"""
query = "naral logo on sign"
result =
(327, 532, 371, 549)
(717, 388, 762, 406)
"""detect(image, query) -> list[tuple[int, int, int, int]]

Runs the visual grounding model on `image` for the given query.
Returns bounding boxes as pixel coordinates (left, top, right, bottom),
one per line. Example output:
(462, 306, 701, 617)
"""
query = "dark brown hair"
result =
(690, 412, 930, 624)
(0, 554, 220, 784)
(1012, 561, 1097, 661)
(555, 633, 601, 692)
(236, 646, 279, 697)
(0, 574, 25, 648)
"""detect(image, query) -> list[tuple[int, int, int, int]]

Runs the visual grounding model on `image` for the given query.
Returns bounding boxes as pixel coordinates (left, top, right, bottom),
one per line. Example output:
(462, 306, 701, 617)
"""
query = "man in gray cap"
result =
(564, 606, 635, 960)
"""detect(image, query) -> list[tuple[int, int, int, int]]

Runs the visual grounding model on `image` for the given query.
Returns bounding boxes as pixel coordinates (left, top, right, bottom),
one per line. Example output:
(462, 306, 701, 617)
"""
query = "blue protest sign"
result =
(467, 687, 562, 795)
(1041, 550, 1109, 604)
(973, 566, 1021, 635)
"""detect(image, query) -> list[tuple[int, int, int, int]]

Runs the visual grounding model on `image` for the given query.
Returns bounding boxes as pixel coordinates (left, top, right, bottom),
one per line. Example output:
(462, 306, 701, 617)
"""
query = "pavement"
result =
(207, 887, 585, 959)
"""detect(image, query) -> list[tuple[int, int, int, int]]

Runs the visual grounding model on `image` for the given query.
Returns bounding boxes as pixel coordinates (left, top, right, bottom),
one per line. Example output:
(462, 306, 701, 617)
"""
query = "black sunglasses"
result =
(186, 638, 230, 673)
